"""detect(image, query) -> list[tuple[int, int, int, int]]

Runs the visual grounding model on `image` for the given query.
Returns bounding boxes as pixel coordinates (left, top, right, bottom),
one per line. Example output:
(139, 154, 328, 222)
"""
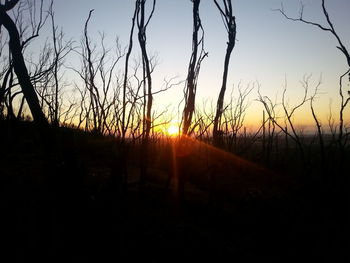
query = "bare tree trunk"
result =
(137, 0, 155, 140)
(49, 3, 60, 127)
(182, 0, 207, 136)
(0, 2, 48, 127)
(84, 10, 99, 133)
(122, 2, 138, 140)
(213, 0, 236, 146)
(136, 0, 156, 192)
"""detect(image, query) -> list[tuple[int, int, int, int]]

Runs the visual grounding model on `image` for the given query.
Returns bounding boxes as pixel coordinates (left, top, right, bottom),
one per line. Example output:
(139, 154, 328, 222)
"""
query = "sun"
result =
(167, 125, 179, 137)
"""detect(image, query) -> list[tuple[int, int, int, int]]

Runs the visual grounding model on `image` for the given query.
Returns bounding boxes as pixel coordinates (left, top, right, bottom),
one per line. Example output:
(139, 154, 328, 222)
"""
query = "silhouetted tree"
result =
(29, 1, 73, 126)
(276, 1, 350, 70)
(276, 1, 350, 153)
(0, 0, 48, 126)
(122, 1, 138, 140)
(135, 0, 156, 192)
(309, 77, 325, 165)
(136, 0, 156, 140)
(182, 0, 207, 136)
(257, 78, 310, 168)
(72, 10, 124, 134)
(212, 0, 236, 146)
(223, 84, 253, 150)
(47, 2, 73, 127)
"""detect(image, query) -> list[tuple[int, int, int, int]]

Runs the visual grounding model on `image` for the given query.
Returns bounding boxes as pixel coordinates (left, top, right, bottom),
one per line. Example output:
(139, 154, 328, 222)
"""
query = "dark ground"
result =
(0, 120, 348, 262)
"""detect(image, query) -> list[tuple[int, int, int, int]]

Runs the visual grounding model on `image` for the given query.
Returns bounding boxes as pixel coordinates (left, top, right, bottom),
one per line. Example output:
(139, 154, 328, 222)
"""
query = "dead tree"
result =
(212, 0, 236, 146)
(0, 30, 11, 118)
(122, 1, 138, 140)
(0, 0, 48, 126)
(182, 0, 207, 136)
(276, 1, 350, 149)
(276, 1, 349, 70)
(136, 0, 156, 140)
(29, 1, 73, 126)
(1, 0, 55, 121)
(338, 70, 350, 144)
(47, 2, 73, 127)
(276, 1, 350, 191)
(257, 78, 311, 169)
(224, 84, 253, 151)
(72, 10, 124, 134)
(309, 77, 325, 166)
(135, 0, 156, 193)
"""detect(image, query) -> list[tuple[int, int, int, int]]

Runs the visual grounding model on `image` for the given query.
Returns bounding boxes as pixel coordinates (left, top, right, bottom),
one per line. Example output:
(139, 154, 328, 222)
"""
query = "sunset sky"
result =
(29, 0, 350, 129)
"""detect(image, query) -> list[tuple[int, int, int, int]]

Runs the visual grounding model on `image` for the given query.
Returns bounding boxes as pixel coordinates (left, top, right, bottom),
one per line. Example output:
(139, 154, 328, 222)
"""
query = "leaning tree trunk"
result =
(0, 2, 48, 127)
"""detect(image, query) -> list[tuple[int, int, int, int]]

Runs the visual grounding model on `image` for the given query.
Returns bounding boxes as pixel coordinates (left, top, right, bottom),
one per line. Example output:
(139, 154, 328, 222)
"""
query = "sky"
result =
(13, 0, 350, 129)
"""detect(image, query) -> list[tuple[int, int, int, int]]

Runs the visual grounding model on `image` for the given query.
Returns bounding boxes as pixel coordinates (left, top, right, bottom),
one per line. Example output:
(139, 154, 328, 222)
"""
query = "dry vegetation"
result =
(0, 0, 349, 262)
